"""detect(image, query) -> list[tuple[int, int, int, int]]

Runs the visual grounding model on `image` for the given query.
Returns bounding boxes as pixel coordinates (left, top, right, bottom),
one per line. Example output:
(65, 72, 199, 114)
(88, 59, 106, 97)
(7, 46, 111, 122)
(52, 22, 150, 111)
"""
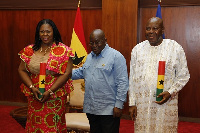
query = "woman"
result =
(18, 19, 74, 133)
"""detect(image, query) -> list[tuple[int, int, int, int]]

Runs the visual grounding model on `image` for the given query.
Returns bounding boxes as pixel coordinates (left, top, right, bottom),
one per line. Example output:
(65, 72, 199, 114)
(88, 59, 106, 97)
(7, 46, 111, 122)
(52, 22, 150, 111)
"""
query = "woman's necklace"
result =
(40, 46, 51, 55)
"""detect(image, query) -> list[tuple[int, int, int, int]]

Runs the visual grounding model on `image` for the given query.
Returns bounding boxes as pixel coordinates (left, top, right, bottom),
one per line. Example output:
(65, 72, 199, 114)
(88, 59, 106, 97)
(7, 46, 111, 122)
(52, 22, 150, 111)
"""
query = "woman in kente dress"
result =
(18, 19, 74, 133)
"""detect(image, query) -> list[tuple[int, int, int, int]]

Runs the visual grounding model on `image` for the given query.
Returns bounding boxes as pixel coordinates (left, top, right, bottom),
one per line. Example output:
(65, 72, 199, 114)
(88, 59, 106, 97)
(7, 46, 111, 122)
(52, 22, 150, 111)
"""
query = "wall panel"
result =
(140, 0, 200, 7)
(102, 0, 138, 114)
(0, 0, 102, 9)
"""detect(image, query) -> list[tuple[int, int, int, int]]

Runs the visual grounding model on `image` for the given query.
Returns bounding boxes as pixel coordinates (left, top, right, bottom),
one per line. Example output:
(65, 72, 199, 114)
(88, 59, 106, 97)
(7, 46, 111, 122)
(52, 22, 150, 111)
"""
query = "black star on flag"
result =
(159, 80, 164, 85)
(41, 79, 45, 84)
(70, 7, 88, 68)
(73, 51, 85, 66)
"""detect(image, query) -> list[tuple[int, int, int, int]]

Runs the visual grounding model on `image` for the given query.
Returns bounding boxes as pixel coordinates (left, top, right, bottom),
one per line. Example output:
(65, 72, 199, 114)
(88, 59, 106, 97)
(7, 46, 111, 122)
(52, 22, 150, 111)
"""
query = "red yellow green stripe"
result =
(39, 63, 46, 98)
(156, 61, 165, 101)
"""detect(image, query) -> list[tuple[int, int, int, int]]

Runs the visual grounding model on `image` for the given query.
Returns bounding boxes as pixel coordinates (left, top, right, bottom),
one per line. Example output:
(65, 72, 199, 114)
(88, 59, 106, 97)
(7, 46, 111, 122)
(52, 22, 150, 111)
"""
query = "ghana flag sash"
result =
(39, 63, 46, 98)
(156, 61, 165, 101)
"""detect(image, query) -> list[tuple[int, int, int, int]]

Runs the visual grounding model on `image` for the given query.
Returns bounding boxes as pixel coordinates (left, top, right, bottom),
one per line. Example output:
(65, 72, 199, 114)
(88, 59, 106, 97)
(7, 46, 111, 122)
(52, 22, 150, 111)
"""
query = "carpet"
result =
(0, 105, 25, 133)
(0, 105, 200, 133)
(119, 119, 200, 133)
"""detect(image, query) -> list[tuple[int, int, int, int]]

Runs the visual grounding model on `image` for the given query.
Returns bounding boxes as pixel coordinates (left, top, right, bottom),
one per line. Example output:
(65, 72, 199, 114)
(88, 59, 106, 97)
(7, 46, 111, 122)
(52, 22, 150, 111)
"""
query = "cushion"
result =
(65, 113, 90, 131)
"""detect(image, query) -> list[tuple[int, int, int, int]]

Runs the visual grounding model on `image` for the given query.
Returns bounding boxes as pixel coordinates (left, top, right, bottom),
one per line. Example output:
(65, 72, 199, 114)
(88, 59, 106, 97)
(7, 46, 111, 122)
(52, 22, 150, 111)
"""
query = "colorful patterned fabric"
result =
(18, 42, 74, 133)
(26, 96, 67, 133)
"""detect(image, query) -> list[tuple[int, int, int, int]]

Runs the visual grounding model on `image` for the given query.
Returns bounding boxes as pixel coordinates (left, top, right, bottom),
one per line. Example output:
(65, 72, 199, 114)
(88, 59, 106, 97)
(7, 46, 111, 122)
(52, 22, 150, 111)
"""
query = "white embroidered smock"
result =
(129, 39, 190, 133)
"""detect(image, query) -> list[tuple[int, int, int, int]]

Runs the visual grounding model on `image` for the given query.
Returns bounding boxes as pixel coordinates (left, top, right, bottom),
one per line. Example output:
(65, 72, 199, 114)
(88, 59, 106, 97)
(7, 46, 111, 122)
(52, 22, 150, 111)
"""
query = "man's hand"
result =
(155, 91, 171, 105)
(113, 107, 122, 118)
(129, 106, 137, 121)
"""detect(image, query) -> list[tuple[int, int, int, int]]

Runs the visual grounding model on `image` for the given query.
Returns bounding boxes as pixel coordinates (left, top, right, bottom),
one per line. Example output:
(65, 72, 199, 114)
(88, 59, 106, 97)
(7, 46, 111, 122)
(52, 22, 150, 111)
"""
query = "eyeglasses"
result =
(39, 30, 52, 35)
(89, 39, 104, 46)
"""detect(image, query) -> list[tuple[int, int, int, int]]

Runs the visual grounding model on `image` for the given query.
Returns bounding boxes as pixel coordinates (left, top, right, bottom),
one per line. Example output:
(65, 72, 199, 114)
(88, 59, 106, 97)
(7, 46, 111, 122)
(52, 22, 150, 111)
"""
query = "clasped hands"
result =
(31, 87, 51, 103)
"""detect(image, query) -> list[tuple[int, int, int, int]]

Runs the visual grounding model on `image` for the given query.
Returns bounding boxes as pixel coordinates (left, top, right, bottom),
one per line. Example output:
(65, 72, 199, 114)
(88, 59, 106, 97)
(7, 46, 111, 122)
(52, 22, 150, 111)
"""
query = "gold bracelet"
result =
(48, 89, 54, 95)
(29, 85, 35, 89)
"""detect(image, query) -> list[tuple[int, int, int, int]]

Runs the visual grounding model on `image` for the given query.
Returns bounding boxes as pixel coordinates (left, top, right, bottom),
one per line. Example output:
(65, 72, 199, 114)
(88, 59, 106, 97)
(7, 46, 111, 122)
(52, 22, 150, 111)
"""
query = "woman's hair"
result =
(33, 19, 63, 51)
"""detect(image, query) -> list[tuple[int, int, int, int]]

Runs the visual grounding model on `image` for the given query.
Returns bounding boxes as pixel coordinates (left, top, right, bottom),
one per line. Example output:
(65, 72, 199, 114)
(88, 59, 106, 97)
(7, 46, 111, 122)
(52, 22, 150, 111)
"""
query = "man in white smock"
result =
(129, 17, 190, 133)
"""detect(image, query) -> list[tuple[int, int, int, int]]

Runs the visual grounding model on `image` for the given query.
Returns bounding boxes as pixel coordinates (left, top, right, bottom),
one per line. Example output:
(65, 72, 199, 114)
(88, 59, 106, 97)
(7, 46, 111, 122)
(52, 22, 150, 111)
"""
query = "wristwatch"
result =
(48, 89, 54, 95)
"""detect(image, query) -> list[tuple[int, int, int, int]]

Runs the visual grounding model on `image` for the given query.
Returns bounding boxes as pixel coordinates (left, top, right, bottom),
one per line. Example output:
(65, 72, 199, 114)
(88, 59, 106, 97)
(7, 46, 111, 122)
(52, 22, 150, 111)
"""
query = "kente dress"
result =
(129, 39, 190, 133)
(18, 42, 74, 133)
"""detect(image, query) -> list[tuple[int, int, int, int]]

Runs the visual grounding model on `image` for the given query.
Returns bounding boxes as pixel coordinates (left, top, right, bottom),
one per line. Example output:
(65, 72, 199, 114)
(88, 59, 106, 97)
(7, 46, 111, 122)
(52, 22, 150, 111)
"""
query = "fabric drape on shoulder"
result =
(18, 42, 74, 97)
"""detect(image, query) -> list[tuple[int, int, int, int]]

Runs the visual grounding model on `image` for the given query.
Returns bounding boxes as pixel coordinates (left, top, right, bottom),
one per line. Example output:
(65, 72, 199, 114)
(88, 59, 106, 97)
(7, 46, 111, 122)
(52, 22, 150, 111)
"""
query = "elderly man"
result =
(72, 29, 129, 133)
(129, 17, 190, 133)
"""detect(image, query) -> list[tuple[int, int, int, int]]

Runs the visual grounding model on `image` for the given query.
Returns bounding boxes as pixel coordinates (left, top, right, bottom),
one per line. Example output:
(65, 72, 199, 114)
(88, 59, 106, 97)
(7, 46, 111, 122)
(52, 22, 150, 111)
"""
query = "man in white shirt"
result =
(129, 17, 190, 133)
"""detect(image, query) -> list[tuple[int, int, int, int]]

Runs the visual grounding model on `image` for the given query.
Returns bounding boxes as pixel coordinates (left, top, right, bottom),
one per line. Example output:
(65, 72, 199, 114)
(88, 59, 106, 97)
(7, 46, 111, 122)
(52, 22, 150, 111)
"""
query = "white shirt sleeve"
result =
(129, 48, 137, 106)
(168, 41, 190, 97)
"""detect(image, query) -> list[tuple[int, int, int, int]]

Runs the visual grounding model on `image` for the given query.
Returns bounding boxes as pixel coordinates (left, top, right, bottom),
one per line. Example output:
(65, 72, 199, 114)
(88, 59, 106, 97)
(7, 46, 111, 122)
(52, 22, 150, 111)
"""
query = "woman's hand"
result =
(40, 91, 51, 103)
(31, 87, 42, 101)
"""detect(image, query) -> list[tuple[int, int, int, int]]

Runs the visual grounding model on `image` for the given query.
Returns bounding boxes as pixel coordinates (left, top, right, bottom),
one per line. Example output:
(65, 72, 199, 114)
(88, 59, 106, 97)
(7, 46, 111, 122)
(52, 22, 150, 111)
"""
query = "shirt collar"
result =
(91, 44, 109, 58)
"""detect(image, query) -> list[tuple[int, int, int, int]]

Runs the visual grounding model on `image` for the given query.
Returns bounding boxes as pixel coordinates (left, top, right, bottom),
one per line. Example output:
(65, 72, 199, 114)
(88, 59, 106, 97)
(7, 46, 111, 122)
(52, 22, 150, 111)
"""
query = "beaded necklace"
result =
(40, 46, 51, 55)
